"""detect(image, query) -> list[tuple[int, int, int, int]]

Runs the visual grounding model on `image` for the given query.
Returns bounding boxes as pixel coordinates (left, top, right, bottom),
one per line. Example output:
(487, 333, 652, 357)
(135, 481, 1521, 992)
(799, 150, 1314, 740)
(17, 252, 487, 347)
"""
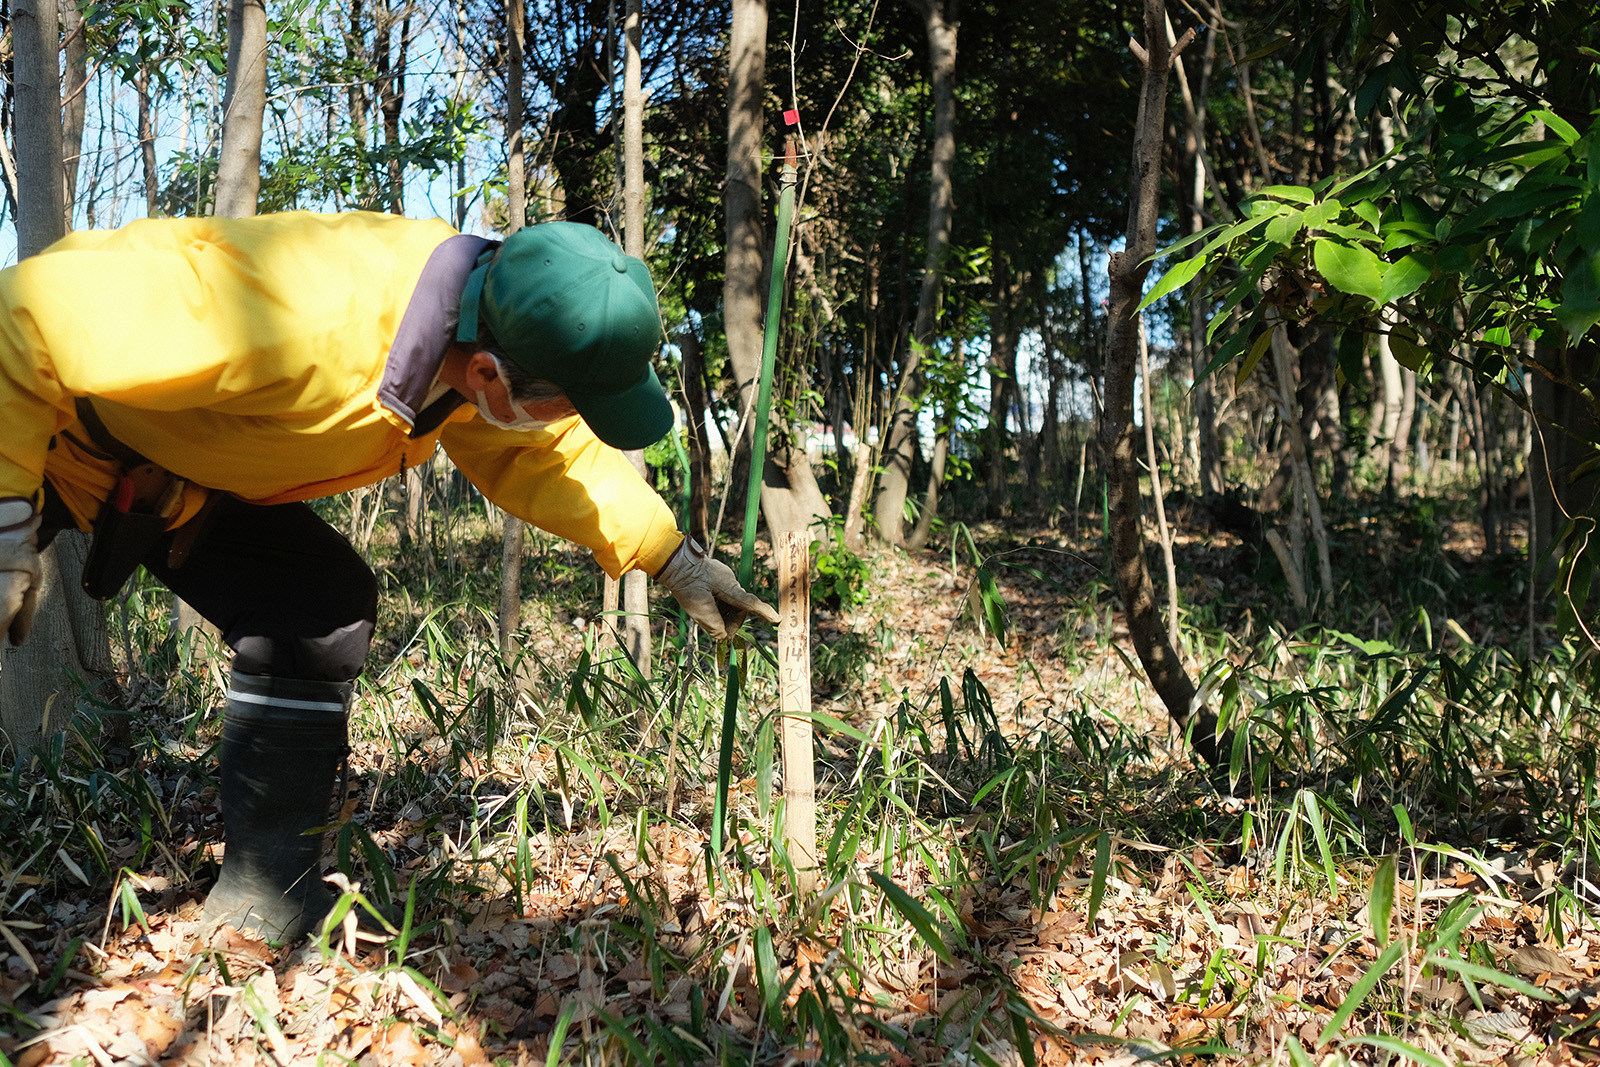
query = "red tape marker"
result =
(783, 108, 800, 126)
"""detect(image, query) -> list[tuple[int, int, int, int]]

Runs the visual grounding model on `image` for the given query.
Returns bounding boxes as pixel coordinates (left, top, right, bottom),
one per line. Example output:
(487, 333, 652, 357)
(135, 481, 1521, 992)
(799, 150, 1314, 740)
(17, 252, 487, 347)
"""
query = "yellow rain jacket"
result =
(0, 211, 682, 578)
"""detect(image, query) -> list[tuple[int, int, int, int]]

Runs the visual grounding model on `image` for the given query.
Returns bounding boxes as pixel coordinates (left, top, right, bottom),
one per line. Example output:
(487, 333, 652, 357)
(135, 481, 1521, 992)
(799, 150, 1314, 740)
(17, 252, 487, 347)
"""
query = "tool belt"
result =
(74, 398, 216, 600)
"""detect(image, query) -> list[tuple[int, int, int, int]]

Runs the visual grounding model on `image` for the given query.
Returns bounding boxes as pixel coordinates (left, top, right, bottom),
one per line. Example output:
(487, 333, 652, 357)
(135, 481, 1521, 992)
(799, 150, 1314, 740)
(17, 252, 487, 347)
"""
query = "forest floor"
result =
(0, 500, 1594, 1067)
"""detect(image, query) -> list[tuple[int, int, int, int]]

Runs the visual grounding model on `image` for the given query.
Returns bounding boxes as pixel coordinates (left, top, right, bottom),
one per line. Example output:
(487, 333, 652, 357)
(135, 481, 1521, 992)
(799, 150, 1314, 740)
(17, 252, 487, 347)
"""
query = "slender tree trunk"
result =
(137, 67, 159, 216)
(2, 0, 103, 754)
(1099, 0, 1226, 770)
(376, 0, 411, 215)
(215, 0, 267, 218)
(679, 325, 712, 546)
(618, 0, 651, 675)
(982, 261, 1019, 517)
(498, 0, 527, 655)
(58, 0, 85, 205)
(873, 0, 958, 545)
(1377, 328, 1403, 496)
(346, 1, 373, 209)
(722, 0, 830, 549)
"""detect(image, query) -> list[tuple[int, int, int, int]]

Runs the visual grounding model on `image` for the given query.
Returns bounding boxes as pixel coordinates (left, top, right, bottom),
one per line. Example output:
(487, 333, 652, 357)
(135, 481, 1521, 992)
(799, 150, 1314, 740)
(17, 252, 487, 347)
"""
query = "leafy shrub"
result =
(811, 538, 872, 611)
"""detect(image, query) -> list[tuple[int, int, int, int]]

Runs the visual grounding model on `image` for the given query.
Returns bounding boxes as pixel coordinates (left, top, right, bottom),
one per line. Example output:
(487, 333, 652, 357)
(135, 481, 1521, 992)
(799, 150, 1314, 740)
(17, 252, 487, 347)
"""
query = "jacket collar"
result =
(378, 233, 500, 438)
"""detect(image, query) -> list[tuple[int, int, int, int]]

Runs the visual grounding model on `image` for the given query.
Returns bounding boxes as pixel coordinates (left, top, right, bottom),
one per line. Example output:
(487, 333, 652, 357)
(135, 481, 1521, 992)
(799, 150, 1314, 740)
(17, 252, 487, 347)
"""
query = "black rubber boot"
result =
(202, 671, 351, 943)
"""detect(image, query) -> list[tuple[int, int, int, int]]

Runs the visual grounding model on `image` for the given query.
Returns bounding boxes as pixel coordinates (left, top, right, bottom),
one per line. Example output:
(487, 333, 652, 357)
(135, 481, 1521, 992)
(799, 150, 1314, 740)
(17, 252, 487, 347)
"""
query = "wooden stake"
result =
(777, 530, 817, 898)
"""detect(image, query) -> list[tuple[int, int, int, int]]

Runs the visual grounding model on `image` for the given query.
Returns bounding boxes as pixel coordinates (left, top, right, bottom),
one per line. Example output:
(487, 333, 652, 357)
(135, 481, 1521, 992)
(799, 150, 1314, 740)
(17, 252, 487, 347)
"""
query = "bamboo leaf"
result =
(868, 871, 955, 964)
(1344, 1034, 1450, 1067)
(1087, 831, 1112, 926)
(1301, 791, 1339, 896)
(1317, 937, 1409, 1045)
(1371, 855, 1397, 947)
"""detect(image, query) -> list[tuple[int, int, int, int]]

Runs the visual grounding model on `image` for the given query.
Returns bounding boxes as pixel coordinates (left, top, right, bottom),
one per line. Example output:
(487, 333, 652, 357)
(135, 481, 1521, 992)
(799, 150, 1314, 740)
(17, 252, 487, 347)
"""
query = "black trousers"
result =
(43, 492, 377, 683)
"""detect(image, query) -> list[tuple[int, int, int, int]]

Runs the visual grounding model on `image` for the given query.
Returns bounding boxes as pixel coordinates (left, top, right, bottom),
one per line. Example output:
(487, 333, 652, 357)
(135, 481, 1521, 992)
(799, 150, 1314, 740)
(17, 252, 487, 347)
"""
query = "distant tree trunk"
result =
(874, 0, 958, 546)
(345, 1, 373, 209)
(982, 259, 1018, 517)
(137, 67, 159, 216)
(375, 0, 411, 215)
(1099, 1, 1226, 771)
(58, 0, 85, 205)
(678, 325, 712, 546)
(498, 0, 527, 655)
(215, 0, 266, 218)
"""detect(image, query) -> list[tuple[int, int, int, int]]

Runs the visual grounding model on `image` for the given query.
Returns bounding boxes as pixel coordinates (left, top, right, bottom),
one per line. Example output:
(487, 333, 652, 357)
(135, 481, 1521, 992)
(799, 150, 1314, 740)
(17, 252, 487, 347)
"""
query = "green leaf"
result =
(1138, 255, 1205, 311)
(1301, 791, 1339, 897)
(1530, 109, 1580, 144)
(1317, 937, 1409, 1045)
(1265, 209, 1304, 246)
(1259, 184, 1315, 204)
(754, 925, 781, 1019)
(1370, 855, 1397, 947)
(1559, 250, 1600, 340)
(868, 871, 955, 964)
(1388, 324, 1430, 372)
(1344, 1035, 1450, 1067)
(1236, 327, 1274, 386)
(1314, 240, 1388, 302)
(1425, 953, 1557, 1001)
(1086, 830, 1112, 926)
(1380, 253, 1433, 304)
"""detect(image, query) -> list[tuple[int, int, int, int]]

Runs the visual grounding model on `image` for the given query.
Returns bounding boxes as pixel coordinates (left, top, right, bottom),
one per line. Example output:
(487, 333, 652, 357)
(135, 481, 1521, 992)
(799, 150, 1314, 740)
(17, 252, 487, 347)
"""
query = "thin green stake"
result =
(738, 131, 799, 586)
(715, 118, 800, 857)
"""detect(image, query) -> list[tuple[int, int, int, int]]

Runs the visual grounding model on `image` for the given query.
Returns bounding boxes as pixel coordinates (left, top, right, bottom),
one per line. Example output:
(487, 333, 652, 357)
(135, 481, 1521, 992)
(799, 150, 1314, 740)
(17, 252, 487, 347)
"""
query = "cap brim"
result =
(568, 365, 674, 450)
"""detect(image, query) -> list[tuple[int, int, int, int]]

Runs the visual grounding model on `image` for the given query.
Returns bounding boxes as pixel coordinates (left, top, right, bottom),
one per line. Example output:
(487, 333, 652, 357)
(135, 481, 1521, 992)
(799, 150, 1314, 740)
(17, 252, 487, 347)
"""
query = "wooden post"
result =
(777, 530, 817, 897)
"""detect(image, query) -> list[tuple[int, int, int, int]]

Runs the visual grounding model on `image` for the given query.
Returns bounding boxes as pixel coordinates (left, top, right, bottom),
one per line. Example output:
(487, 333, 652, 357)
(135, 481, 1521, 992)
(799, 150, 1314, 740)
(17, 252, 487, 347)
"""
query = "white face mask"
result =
(474, 354, 554, 432)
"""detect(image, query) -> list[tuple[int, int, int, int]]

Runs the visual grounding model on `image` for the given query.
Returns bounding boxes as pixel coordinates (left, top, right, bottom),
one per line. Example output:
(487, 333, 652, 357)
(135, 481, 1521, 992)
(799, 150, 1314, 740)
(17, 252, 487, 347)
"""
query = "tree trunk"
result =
(376, 0, 411, 215)
(679, 325, 712, 546)
(1377, 327, 1404, 496)
(723, 0, 830, 551)
(873, 0, 958, 546)
(982, 259, 1018, 517)
(2, 0, 105, 755)
(58, 0, 85, 206)
(497, 0, 528, 654)
(215, 0, 267, 218)
(619, 0, 650, 675)
(137, 66, 159, 217)
(1099, 0, 1226, 771)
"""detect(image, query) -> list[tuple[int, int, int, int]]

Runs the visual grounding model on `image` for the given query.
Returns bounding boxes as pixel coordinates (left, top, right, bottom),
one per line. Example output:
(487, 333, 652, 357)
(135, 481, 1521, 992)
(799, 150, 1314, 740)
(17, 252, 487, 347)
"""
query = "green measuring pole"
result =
(713, 130, 798, 859)
(737, 136, 799, 587)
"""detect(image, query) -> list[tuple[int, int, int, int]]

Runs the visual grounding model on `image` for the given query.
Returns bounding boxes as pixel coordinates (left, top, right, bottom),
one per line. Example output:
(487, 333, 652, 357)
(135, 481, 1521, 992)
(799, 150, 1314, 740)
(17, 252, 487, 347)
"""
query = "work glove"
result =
(0, 499, 42, 647)
(654, 537, 779, 640)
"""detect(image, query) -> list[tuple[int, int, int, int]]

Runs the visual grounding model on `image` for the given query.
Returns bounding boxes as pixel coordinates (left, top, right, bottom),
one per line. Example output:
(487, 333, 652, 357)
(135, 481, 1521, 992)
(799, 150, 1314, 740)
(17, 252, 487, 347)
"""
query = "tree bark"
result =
(58, 0, 85, 206)
(2, 0, 109, 755)
(137, 67, 160, 216)
(498, 0, 528, 654)
(873, 0, 958, 545)
(722, 0, 830, 550)
(215, 0, 267, 217)
(678, 325, 713, 546)
(1099, 0, 1226, 770)
(376, 0, 411, 215)
(619, 0, 651, 676)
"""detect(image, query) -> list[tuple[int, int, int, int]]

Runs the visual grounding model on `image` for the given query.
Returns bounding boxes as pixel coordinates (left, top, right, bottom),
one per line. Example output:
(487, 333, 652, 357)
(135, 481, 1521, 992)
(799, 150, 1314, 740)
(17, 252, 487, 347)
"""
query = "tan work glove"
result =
(0, 499, 42, 647)
(654, 537, 779, 640)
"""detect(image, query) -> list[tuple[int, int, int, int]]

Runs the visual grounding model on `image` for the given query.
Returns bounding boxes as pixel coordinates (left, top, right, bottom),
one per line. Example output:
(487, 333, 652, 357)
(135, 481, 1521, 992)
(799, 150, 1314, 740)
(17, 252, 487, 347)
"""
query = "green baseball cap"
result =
(456, 222, 672, 450)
